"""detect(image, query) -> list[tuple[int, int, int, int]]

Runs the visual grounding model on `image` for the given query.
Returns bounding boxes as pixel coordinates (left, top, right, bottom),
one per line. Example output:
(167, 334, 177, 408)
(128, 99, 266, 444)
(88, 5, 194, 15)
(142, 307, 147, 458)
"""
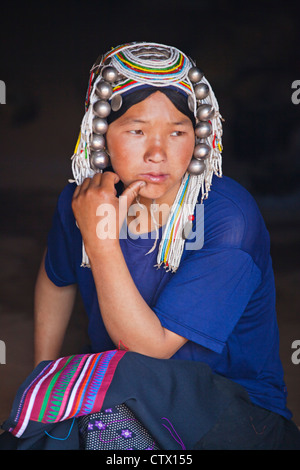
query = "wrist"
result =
(85, 238, 122, 265)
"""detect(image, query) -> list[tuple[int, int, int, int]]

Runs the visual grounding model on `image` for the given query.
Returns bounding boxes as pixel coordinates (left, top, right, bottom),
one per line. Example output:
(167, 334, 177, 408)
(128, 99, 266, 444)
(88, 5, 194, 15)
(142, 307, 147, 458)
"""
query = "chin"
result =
(138, 183, 173, 204)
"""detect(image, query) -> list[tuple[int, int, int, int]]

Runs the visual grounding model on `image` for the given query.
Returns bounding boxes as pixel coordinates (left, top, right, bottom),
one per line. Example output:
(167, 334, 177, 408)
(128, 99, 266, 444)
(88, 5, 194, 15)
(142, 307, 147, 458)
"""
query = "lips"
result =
(139, 173, 169, 183)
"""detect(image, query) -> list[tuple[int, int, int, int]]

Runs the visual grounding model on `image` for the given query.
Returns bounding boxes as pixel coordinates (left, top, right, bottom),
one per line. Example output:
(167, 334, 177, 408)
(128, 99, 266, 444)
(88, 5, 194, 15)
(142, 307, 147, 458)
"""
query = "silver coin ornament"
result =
(92, 117, 108, 135)
(196, 104, 215, 121)
(187, 158, 206, 175)
(90, 150, 110, 171)
(111, 94, 123, 112)
(193, 142, 211, 160)
(90, 133, 105, 151)
(188, 67, 203, 83)
(102, 66, 119, 83)
(188, 94, 195, 113)
(93, 100, 111, 118)
(96, 80, 113, 100)
(194, 82, 209, 100)
(195, 121, 212, 139)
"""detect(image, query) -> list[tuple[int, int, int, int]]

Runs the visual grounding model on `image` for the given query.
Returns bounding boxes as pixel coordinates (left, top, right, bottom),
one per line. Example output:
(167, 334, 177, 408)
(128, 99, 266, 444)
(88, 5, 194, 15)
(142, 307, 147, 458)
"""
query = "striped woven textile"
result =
(10, 350, 126, 438)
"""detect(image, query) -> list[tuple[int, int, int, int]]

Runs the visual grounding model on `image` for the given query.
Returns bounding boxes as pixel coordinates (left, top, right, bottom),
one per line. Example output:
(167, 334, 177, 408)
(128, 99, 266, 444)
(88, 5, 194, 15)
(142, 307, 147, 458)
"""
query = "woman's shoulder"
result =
(202, 175, 270, 262)
(56, 181, 77, 211)
(207, 175, 260, 213)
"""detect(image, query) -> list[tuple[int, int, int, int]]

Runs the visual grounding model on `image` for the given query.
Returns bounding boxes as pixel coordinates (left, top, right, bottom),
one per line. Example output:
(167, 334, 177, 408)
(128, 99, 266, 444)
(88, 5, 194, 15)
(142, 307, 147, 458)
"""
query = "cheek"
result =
(107, 140, 138, 179)
(108, 132, 135, 158)
(172, 140, 195, 168)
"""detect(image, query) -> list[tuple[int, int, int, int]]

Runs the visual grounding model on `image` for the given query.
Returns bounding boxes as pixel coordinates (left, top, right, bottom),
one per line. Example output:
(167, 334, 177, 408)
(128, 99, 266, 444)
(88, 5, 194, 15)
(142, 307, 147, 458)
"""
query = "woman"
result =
(1, 42, 300, 450)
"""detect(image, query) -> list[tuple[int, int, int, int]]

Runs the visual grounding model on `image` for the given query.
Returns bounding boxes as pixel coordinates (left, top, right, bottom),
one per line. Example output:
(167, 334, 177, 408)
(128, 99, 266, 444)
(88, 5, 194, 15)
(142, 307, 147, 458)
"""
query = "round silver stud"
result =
(111, 94, 123, 112)
(90, 133, 105, 151)
(93, 100, 111, 118)
(95, 80, 113, 100)
(196, 104, 215, 121)
(188, 94, 195, 113)
(90, 150, 110, 171)
(92, 117, 108, 135)
(195, 121, 212, 139)
(102, 66, 119, 83)
(188, 67, 203, 83)
(194, 82, 209, 100)
(193, 143, 211, 160)
(187, 158, 206, 175)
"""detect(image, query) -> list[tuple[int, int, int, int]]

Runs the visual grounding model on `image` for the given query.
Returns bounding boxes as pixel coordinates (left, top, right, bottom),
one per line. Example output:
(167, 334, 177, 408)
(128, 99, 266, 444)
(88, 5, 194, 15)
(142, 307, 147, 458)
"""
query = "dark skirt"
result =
(1, 351, 300, 450)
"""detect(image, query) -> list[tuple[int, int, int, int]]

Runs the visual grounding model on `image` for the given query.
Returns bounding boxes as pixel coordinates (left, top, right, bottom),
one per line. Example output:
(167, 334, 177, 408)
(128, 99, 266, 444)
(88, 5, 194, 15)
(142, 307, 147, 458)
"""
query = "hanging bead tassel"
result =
(155, 173, 203, 272)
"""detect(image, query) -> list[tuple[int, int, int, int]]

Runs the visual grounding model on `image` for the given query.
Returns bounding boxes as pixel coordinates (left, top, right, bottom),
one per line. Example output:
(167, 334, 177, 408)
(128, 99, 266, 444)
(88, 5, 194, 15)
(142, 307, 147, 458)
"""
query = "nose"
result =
(144, 137, 167, 164)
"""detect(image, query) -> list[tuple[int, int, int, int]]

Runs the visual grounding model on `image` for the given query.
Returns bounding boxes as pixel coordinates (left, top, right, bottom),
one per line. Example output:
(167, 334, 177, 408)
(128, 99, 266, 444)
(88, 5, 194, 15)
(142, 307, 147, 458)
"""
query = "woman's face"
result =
(105, 91, 195, 206)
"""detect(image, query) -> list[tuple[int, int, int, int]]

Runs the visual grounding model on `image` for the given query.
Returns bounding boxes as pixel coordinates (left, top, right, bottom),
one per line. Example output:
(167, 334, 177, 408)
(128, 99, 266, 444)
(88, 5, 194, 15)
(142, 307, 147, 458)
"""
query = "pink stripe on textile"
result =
(12, 358, 65, 437)
(92, 350, 127, 412)
(50, 355, 90, 423)
(11, 350, 127, 437)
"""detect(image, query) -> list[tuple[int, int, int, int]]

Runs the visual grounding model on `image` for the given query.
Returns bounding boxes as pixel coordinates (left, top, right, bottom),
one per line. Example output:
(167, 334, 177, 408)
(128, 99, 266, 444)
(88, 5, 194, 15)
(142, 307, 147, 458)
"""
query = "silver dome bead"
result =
(90, 133, 105, 151)
(90, 150, 110, 171)
(188, 94, 195, 113)
(194, 121, 212, 139)
(196, 104, 215, 121)
(95, 81, 113, 100)
(102, 66, 119, 83)
(193, 143, 211, 160)
(187, 158, 206, 175)
(188, 67, 203, 83)
(92, 117, 108, 135)
(194, 82, 209, 100)
(93, 100, 111, 118)
(111, 94, 123, 112)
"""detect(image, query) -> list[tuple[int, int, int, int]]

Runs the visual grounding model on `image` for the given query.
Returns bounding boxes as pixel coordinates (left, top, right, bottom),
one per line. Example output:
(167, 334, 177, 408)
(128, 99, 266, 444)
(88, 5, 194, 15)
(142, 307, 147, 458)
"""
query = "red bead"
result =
(188, 215, 195, 221)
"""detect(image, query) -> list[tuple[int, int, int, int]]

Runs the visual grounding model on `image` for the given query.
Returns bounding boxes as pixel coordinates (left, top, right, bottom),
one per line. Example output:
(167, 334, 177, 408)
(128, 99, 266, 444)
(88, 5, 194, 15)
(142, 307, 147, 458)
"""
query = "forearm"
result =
(72, 172, 187, 358)
(34, 253, 77, 366)
(88, 243, 186, 358)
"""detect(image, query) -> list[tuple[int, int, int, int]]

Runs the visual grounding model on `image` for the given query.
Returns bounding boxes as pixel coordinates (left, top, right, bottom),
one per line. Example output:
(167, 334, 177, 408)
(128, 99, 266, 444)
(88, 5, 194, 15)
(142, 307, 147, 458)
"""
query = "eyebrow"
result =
(117, 118, 147, 126)
(118, 117, 191, 126)
(170, 119, 191, 126)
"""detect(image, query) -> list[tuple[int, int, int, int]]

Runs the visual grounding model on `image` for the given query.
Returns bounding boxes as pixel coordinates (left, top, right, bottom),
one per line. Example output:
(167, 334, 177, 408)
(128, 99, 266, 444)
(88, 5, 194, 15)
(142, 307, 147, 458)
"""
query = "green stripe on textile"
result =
(116, 51, 183, 73)
(38, 355, 75, 422)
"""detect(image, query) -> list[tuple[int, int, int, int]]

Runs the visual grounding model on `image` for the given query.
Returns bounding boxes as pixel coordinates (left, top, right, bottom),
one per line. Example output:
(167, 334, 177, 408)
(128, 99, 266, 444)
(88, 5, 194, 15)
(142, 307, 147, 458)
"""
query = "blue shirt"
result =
(45, 175, 291, 419)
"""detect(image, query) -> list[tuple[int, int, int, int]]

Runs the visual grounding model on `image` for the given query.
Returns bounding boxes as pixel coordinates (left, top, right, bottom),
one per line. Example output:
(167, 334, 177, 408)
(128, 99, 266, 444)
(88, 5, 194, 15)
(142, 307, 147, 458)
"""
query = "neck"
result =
(127, 182, 182, 235)
(126, 199, 169, 235)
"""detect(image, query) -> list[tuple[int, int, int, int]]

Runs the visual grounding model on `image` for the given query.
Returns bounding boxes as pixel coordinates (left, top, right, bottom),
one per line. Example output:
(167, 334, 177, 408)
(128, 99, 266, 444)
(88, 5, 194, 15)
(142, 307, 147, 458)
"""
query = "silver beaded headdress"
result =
(71, 42, 223, 272)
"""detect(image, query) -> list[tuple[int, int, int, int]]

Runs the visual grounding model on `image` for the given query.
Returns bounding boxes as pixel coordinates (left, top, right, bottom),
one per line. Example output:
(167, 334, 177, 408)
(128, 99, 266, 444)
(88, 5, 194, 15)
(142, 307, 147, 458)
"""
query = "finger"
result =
(98, 171, 120, 193)
(72, 177, 91, 198)
(122, 180, 146, 209)
(88, 171, 103, 187)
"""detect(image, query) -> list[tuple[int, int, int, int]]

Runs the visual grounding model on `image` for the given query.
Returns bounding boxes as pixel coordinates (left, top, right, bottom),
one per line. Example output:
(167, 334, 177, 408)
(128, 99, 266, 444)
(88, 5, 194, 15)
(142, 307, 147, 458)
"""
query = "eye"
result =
(129, 129, 144, 135)
(171, 130, 185, 137)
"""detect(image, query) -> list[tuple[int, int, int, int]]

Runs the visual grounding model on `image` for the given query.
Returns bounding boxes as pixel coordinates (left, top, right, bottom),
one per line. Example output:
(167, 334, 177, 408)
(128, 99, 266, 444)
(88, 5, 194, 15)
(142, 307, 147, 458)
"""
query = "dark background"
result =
(0, 0, 299, 428)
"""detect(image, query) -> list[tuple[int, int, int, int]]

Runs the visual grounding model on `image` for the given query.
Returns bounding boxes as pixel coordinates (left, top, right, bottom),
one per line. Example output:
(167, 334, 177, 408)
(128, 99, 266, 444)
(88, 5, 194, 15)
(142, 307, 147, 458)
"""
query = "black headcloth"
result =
(107, 86, 195, 127)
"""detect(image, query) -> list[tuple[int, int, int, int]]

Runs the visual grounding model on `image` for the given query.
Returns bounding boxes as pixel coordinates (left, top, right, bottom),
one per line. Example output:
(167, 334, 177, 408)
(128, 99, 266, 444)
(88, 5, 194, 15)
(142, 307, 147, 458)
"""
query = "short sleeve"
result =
(45, 185, 77, 286)
(153, 248, 262, 353)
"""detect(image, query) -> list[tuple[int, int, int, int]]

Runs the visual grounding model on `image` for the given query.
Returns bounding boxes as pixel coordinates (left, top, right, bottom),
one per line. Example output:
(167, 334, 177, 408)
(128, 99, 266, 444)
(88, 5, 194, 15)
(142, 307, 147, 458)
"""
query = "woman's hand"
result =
(72, 171, 145, 257)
